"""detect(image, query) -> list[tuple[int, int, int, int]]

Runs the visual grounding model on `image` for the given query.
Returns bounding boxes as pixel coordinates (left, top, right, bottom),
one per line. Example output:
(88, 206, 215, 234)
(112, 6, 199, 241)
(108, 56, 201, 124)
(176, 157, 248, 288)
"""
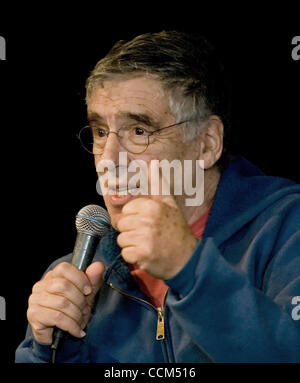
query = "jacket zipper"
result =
(108, 282, 171, 360)
(156, 307, 165, 340)
(108, 281, 215, 363)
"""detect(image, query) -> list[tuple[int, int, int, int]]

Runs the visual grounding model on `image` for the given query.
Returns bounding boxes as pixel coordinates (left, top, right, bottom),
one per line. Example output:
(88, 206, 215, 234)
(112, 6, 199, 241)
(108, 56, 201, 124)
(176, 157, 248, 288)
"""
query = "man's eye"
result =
(133, 127, 147, 135)
(94, 128, 107, 137)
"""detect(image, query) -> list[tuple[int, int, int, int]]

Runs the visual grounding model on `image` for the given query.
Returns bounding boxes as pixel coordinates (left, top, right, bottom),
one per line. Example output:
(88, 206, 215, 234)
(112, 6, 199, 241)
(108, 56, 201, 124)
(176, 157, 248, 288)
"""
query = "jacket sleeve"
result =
(15, 325, 87, 363)
(164, 217, 300, 362)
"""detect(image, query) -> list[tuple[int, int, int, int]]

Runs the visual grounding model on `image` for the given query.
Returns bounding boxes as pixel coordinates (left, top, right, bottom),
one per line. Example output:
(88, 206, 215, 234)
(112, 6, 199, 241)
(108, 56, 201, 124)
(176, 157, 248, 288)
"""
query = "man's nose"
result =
(100, 132, 122, 163)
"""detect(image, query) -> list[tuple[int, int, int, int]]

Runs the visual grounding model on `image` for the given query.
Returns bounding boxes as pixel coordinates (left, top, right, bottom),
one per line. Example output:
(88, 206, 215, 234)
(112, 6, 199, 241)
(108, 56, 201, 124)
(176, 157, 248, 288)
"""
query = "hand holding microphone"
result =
(27, 205, 110, 350)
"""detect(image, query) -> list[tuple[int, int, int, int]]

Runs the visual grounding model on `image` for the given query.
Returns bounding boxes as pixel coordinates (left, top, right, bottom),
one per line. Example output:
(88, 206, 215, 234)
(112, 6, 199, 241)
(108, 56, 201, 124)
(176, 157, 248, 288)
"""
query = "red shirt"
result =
(128, 207, 212, 307)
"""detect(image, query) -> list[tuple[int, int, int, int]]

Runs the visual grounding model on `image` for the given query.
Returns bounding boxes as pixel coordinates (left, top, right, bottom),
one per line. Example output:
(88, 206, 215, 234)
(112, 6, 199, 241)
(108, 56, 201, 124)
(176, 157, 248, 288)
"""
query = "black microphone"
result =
(50, 204, 110, 362)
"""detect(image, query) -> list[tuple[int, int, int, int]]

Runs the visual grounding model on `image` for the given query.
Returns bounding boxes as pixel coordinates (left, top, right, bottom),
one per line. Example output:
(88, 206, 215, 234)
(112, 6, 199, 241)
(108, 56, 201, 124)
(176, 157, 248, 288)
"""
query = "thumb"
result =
(158, 194, 178, 209)
(85, 261, 105, 305)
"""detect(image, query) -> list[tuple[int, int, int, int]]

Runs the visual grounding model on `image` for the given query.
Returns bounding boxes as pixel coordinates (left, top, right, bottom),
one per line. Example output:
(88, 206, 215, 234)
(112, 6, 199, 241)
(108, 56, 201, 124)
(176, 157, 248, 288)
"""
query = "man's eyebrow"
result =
(87, 111, 160, 128)
(120, 112, 160, 128)
(87, 112, 105, 123)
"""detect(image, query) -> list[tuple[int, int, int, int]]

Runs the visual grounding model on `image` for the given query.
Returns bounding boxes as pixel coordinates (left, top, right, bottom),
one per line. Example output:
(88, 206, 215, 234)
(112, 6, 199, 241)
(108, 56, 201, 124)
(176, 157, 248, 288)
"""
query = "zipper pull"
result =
(156, 308, 165, 340)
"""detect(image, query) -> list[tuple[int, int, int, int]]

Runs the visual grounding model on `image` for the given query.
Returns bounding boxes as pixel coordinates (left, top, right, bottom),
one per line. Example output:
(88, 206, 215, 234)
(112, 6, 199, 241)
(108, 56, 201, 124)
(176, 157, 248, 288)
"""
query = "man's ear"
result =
(199, 115, 224, 169)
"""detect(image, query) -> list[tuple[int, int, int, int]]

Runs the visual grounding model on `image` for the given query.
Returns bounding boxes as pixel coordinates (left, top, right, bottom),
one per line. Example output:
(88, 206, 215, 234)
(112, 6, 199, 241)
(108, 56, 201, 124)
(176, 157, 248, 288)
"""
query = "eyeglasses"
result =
(77, 120, 190, 155)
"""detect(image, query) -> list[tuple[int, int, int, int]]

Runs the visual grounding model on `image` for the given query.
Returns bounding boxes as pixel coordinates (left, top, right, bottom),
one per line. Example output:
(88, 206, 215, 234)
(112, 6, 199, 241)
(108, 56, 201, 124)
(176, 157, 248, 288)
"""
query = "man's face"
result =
(87, 76, 201, 229)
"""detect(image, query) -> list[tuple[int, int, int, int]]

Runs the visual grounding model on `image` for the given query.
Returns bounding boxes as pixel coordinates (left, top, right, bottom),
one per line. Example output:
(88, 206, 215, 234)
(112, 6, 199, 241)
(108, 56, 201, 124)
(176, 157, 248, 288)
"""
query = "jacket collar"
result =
(203, 156, 299, 246)
(94, 227, 150, 299)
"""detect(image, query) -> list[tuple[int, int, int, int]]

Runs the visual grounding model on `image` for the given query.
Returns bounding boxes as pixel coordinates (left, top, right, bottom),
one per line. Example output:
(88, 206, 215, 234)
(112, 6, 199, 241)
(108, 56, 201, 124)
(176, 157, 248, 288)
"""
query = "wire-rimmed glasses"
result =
(77, 120, 190, 155)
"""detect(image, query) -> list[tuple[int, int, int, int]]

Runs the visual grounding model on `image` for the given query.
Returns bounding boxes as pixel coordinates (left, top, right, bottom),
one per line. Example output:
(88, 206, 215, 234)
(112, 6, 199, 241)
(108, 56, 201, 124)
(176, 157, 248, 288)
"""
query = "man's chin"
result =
(104, 203, 124, 231)
(104, 192, 149, 230)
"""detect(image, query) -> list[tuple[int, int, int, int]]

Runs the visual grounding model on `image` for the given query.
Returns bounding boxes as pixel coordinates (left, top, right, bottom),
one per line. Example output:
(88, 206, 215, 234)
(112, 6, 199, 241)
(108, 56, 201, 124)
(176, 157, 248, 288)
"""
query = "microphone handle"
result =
(50, 233, 100, 355)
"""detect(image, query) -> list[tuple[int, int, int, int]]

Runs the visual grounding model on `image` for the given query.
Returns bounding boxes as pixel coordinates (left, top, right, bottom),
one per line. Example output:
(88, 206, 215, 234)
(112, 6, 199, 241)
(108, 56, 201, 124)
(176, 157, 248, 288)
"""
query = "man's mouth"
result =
(106, 185, 141, 206)
(109, 186, 140, 197)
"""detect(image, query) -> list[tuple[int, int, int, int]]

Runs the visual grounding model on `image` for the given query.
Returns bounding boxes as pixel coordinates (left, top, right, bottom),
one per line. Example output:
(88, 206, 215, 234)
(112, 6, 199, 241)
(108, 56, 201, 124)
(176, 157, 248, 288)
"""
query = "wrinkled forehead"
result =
(87, 76, 174, 125)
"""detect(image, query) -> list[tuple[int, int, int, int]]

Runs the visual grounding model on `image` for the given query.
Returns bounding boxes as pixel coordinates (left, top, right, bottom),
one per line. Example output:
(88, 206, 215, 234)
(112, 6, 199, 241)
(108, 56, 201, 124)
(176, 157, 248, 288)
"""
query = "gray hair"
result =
(85, 31, 233, 169)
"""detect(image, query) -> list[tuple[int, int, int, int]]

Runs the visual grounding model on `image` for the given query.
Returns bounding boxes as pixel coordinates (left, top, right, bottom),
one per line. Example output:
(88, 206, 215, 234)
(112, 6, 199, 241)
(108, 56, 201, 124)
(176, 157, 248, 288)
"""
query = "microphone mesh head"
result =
(75, 204, 110, 237)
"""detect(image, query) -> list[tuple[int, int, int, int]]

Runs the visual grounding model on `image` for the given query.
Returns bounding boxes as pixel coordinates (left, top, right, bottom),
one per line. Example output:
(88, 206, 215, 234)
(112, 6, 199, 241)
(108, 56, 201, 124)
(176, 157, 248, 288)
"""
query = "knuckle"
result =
(116, 232, 125, 246)
(55, 262, 70, 275)
(53, 310, 64, 323)
(121, 247, 130, 260)
(74, 295, 86, 310)
(122, 200, 135, 214)
(118, 218, 126, 231)
(27, 306, 41, 326)
(33, 328, 46, 338)
(43, 269, 52, 278)
(56, 296, 71, 311)
(121, 248, 137, 264)
(49, 277, 70, 293)
(30, 321, 42, 333)
(28, 293, 36, 307)
(31, 325, 52, 343)
(28, 291, 45, 308)
(117, 218, 125, 232)
(26, 306, 35, 322)
(30, 322, 41, 334)
(32, 281, 42, 294)
(121, 205, 130, 215)
(42, 269, 54, 282)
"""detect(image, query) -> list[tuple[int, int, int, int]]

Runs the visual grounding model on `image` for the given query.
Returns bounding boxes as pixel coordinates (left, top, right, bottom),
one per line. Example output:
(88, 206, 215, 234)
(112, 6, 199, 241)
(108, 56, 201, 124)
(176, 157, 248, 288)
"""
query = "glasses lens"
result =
(78, 126, 150, 155)
(79, 126, 107, 155)
(78, 126, 94, 154)
(120, 127, 149, 154)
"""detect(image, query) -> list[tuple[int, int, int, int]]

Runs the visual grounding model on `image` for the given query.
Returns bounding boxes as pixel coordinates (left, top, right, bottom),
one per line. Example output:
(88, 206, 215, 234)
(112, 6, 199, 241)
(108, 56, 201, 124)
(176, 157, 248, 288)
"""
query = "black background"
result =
(0, 3, 299, 373)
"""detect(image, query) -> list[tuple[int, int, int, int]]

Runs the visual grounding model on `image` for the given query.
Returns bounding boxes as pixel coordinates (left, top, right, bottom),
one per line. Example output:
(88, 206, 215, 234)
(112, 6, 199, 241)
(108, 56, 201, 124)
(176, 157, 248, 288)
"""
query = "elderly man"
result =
(16, 31, 300, 363)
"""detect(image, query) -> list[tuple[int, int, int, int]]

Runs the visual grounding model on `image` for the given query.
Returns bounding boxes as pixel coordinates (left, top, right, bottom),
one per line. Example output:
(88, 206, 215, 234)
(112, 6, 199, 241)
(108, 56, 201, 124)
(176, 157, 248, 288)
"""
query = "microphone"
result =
(50, 204, 110, 362)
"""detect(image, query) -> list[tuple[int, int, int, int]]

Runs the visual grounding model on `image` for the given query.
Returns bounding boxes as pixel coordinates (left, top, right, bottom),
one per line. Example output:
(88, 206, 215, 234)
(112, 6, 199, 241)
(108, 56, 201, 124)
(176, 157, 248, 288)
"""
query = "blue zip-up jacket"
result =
(15, 156, 300, 363)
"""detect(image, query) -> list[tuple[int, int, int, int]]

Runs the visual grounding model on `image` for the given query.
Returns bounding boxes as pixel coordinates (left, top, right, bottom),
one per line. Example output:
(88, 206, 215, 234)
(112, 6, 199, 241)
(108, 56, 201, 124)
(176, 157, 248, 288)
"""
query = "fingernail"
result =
(83, 285, 92, 295)
(80, 330, 86, 338)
